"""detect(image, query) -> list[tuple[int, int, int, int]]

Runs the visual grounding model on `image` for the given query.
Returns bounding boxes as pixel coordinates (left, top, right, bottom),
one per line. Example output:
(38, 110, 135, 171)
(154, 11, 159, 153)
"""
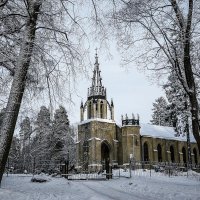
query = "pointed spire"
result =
(111, 98, 114, 107)
(88, 50, 106, 100)
(95, 48, 99, 65)
(80, 100, 83, 108)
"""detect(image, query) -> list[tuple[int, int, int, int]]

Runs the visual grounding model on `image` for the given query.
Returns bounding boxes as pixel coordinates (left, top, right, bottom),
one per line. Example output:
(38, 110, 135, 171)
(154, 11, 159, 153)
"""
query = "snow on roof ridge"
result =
(78, 118, 116, 125)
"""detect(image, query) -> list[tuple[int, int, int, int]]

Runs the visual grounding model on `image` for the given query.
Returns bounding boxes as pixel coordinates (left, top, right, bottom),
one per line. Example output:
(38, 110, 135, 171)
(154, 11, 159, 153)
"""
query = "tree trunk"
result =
(184, 43, 200, 153)
(183, 0, 200, 154)
(0, 1, 41, 186)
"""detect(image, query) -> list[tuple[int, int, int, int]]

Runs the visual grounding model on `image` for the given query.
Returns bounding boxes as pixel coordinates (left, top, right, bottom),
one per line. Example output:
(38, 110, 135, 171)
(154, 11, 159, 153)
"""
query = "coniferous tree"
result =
(151, 97, 171, 126)
(8, 136, 20, 173)
(19, 117, 31, 150)
(164, 72, 189, 136)
(32, 106, 53, 171)
(19, 117, 32, 172)
(52, 106, 75, 166)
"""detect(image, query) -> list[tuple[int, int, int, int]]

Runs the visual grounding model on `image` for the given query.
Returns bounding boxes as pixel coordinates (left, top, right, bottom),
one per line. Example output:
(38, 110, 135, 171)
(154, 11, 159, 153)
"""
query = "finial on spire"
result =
(95, 48, 99, 64)
(95, 47, 98, 56)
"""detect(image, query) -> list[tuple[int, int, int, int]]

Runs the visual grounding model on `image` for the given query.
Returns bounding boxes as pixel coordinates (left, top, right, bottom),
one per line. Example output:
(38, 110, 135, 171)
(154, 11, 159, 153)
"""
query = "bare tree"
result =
(109, 0, 200, 153)
(0, 0, 91, 184)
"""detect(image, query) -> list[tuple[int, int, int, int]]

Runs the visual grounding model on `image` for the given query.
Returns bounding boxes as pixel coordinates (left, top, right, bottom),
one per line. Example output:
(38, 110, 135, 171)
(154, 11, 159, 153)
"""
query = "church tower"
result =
(80, 52, 114, 121)
(77, 52, 117, 172)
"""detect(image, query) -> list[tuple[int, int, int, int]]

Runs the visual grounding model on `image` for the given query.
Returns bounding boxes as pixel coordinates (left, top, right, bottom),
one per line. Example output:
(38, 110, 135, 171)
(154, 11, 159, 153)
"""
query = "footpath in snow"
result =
(0, 170, 200, 200)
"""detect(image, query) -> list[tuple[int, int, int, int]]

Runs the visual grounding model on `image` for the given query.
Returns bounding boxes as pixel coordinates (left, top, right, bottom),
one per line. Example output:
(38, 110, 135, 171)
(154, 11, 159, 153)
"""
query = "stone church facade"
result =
(76, 53, 199, 171)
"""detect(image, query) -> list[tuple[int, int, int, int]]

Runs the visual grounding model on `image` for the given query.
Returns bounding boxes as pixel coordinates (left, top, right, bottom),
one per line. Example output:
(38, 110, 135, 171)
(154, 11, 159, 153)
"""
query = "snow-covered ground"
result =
(0, 170, 200, 200)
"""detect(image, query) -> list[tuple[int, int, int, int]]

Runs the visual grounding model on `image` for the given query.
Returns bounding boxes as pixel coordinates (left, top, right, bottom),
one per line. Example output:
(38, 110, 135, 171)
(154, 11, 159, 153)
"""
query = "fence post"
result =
(66, 151, 69, 180)
(129, 159, 132, 178)
(64, 160, 67, 179)
(150, 162, 151, 177)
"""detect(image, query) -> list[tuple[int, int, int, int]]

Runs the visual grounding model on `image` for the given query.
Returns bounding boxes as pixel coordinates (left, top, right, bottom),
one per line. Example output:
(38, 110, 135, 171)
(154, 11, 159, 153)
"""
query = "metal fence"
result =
(4, 158, 200, 181)
(120, 161, 200, 179)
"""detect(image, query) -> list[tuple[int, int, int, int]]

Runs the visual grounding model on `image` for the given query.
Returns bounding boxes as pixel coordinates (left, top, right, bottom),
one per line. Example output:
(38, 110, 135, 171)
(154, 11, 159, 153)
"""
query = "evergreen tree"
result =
(151, 97, 171, 126)
(163, 72, 189, 136)
(32, 106, 53, 170)
(19, 117, 32, 172)
(8, 136, 20, 173)
(52, 106, 75, 165)
(19, 117, 32, 149)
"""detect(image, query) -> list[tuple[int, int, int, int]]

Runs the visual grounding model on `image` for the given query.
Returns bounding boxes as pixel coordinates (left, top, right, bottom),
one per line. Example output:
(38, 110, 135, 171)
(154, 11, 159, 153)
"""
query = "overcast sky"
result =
(68, 47, 165, 125)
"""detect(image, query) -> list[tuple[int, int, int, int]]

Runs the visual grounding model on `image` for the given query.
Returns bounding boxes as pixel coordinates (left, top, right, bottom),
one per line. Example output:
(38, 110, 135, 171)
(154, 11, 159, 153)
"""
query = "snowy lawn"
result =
(0, 170, 200, 200)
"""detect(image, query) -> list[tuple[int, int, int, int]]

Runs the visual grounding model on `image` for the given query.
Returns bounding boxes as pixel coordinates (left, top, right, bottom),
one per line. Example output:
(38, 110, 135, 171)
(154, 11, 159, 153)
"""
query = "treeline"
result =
(2, 105, 76, 174)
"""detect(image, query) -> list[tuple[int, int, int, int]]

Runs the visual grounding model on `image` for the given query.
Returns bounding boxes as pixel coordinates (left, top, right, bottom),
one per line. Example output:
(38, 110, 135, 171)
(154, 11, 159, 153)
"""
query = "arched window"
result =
(193, 148, 198, 165)
(100, 101, 103, 118)
(170, 146, 175, 163)
(143, 142, 149, 161)
(157, 144, 162, 162)
(182, 147, 187, 164)
(88, 102, 92, 119)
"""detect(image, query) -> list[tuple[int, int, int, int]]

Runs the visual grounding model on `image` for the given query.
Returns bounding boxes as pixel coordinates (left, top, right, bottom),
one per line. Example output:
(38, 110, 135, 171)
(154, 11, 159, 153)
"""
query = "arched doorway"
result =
(143, 142, 149, 161)
(157, 144, 162, 162)
(101, 141, 110, 170)
(193, 148, 198, 165)
(182, 147, 187, 164)
(170, 146, 175, 163)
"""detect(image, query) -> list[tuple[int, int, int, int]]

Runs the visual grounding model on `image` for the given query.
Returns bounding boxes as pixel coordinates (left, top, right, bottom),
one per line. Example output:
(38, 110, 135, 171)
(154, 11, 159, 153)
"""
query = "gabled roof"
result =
(140, 123, 196, 143)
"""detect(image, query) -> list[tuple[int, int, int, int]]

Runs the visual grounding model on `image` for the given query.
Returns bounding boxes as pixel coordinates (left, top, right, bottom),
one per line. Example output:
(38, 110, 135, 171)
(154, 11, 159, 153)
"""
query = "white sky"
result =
(68, 47, 165, 125)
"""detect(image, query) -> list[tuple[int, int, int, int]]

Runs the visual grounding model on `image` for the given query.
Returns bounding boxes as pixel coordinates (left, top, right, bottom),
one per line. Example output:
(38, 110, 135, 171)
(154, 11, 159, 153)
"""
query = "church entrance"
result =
(101, 141, 110, 167)
(101, 141, 111, 179)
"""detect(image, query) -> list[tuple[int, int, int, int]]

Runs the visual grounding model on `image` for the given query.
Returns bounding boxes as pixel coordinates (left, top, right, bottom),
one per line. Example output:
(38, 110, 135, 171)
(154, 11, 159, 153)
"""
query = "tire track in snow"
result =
(82, 181, 154, 200)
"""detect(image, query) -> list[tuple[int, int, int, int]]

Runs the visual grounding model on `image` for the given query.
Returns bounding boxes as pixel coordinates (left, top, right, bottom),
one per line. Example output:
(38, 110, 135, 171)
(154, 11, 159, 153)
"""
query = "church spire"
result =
(88, 50, 106, 100)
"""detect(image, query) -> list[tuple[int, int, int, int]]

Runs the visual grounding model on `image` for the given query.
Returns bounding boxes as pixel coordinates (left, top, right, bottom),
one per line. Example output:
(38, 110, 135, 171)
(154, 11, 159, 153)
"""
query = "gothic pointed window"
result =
(88, 102, 91, 119)
(100, 101, 103, 118)
(143, 142, 149, 161)
(170, 145, 175, 163)
(157, 144, 162, 162)
(193, 148, 198, 165)
(182, 147, 187, 164)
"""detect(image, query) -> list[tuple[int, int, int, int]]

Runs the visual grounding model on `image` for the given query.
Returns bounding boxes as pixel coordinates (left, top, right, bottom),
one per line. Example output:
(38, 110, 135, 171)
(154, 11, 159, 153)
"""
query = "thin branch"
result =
(91, 0, 98, 23)
(0, 0, 8, 7)
(36, 26, 69, 41)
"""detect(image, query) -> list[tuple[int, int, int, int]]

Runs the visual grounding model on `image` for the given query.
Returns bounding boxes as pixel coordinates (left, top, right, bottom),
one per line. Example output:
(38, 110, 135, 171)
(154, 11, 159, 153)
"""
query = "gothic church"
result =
(76, 53, 199, 171)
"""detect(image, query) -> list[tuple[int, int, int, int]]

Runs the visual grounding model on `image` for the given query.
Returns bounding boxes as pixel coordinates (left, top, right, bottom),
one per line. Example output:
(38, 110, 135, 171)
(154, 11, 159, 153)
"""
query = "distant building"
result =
(76, 53, 199, 171)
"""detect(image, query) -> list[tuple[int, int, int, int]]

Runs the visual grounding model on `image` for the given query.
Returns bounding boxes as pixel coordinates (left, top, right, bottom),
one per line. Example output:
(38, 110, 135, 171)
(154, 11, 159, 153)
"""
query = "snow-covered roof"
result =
(140, 123, 196, 143)
(88, 137, 102, 141)
(78, 118, 116, 125)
